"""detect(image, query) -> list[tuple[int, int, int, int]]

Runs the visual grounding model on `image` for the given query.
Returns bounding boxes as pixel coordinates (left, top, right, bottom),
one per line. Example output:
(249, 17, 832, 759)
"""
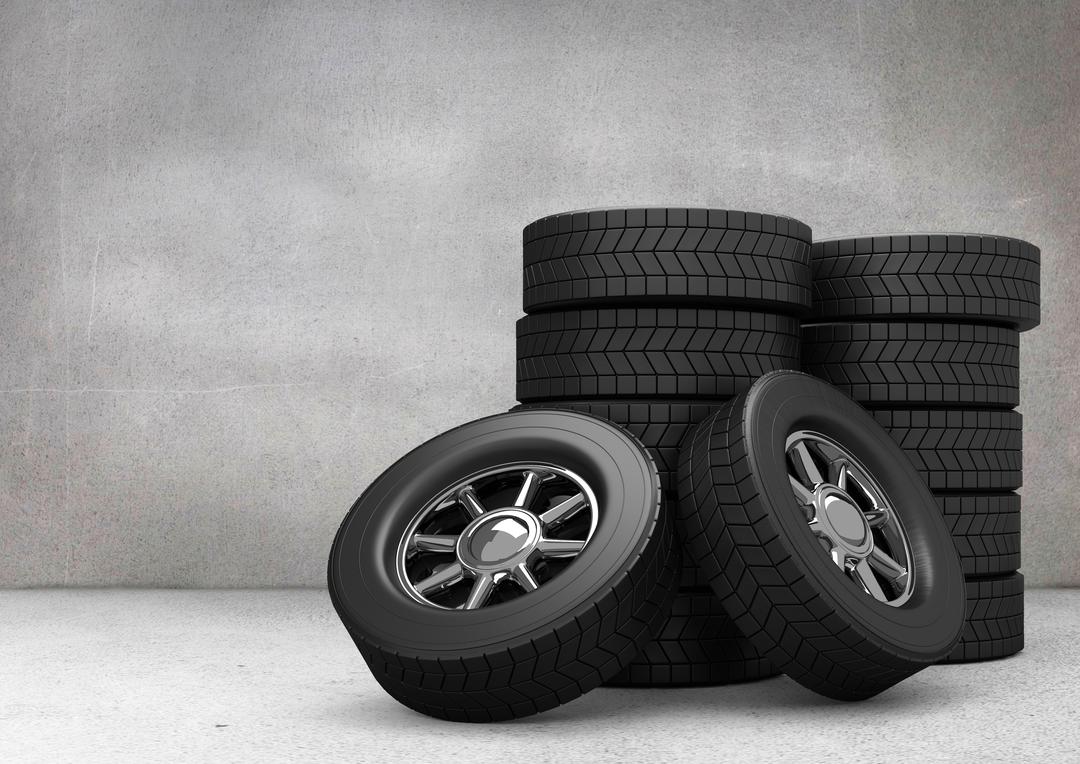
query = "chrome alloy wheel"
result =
(785, 431, 915, 607)
(395, 463, 599, 610)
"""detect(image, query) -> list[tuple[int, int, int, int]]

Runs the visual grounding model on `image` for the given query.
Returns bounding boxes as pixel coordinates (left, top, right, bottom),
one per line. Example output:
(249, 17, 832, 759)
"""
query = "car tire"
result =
(871, 409, 1023, 491)
(809, 234, 1040, 331)
(516, 308, 799, 402)
(677, 371, 966, 700)
(328, 409, 679, 722)
(937, 494, 1021, 577)
(522, 207, 812, 315)
(801, 322, 1019, 408)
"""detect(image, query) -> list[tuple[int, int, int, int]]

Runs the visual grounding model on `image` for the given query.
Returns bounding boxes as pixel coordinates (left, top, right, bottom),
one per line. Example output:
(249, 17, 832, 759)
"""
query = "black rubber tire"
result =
(677, 371, 966, 700)
(522, 207, 811, 315)
(328, 409, 679, 722)
(809, 234, 1040, 331)
(605, 589, 780, 687)
(937, 494, 1021, 577)
(801, 322, 1019, 408)
(871, 409, 1023, 491)
(516, 308, 800, 402)
(942, 574, 1024, 663)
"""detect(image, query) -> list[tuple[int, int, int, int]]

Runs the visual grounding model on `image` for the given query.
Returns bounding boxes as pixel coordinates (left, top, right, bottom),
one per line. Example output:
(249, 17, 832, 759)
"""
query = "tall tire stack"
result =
(515, 207, 811, 685)
(332, 208, 1024, 722)
(801, 233, 1039, 663)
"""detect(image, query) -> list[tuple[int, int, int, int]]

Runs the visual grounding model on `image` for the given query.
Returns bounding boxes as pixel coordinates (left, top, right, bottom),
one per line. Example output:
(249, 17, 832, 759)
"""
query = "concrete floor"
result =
(2, 590, 1078, 763)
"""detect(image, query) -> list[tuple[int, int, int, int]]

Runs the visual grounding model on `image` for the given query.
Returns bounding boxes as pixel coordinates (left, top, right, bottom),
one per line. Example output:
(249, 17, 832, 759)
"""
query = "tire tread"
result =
(872, 409, 1023, 491)
(810, 234, 1040, 331)
(517, 308, 800, 402)
(802, 322, 1019, 408)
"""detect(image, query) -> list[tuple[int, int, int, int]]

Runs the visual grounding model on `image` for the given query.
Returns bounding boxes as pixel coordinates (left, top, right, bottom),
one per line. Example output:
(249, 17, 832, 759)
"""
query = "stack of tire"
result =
(801, 234, 1039, 663)
(514, 207, 810, 685)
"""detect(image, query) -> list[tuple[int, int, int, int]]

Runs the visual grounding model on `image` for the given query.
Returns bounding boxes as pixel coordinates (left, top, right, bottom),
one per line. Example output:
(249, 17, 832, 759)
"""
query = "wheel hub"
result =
(458, 509, 541, 570)
(396, 464, 599, 610)
(816, 488, 872, 555)
(786, 430, 915, 607)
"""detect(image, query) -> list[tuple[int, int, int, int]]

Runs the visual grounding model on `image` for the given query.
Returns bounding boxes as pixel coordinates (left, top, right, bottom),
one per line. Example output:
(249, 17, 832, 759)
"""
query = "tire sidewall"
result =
(329, 410, 663, 657)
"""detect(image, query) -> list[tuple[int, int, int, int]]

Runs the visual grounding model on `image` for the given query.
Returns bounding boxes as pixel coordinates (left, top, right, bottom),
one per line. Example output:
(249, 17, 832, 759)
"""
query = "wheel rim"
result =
(785, 431, 916, 607)
(395, 463, 600, 610)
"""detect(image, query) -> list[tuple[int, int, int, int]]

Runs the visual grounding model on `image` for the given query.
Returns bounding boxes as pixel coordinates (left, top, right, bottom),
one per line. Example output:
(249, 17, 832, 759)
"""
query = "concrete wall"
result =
(2, 0, 1077, 587)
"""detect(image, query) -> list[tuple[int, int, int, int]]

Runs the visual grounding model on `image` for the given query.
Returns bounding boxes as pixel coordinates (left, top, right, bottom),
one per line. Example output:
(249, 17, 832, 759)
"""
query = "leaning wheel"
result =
(677, 370, 966, 700)
(329, 409, 678, 722)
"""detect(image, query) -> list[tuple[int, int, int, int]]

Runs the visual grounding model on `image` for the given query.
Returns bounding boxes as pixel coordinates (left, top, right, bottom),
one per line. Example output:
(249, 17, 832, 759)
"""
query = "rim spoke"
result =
(831, 461, 850, 491)
(399, 463, 602, 609)
(457, 487, 486, 519)
(415, 562, 464, 595)
(537, 537, 586, 558)
(790, 441, 825, 487)
(863, 509, 889, 528)
(413, 534, 458, 553)
(539, 492, 587, 528)
(868, 546, 907, 580)
(512, 563, 539, 592)
(514, 470, 543, 509)
(789, 474, 815, 505)
(830, 545, 847, 569)
(854, 559, 888, 601)
(462, 574, 494, 610)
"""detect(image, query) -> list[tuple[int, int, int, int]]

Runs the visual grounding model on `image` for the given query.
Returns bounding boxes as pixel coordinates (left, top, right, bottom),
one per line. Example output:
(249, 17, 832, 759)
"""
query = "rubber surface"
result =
(942, 574, 1024, 663)
(802, 322, 1019, 408)
(605, 590, 780, 687)
(677, 371, 965, 700)
(512, 400, 728, 493)
(871, 409, 1022, 491)
(328, 409, 679, 722)
(809, 234, 1040, 331)
(677, 534, 709, 589)
(509, 400, 717, 589)
(524, 206, 812, 253)
(517, 308, 800, 402)
(937, 494, 1021, 577)
(522, 207, 811, 314)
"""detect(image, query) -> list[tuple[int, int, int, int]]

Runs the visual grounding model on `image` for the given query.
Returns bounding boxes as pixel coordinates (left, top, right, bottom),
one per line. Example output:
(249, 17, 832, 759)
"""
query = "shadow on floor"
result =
(324, 667, 961, 731)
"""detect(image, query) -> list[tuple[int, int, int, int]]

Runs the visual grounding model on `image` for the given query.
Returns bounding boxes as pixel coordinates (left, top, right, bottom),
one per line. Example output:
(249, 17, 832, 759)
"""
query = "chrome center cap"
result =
(457, 508, 541, 571)
(471, 517, 530, 562)
(816, 487, 872, 555)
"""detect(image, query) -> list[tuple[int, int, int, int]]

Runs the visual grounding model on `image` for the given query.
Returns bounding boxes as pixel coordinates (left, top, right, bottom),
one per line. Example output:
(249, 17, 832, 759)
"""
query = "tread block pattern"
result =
(352, 492, 680, 722)
(871, 409, 1023, 491)
(677, 397, 926, 700)
(809, 234, 1040, 331)
(517, 309, 800, 402)
(802, 322, 1019, 408)
(606, 590, 780, 687)
(524, 207, 812, 259)
(937, 494, 1021, 577)
(942, 574, 1024, 663)
(523, 244, 810, 314)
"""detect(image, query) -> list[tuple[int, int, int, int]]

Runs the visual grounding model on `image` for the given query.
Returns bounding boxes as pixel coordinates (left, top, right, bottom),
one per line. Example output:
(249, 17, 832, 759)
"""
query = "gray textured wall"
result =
(2, 1, 1077, 587)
